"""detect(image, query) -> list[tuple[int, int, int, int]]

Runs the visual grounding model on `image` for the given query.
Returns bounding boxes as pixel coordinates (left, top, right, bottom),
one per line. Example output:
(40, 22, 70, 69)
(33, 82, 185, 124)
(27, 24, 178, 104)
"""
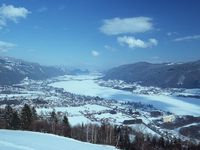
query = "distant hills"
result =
(103, 60, 200, 88)
(0, 57, 65, 85)
(68, 68, 90, 75)
(1, 56, 200, 88)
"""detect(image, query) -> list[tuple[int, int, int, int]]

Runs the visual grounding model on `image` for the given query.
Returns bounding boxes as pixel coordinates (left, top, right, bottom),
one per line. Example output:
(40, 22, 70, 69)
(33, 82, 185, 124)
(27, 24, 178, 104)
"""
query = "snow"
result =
(37, 104, 111, 116)
(50, 75, 200, 116)
(4, 66, 13, 70)
(37, 107, 93, 126)
(50, 79, 120, 97)
(94, 112, 132, 124)
(0, 91, 44, 99)
(180, 88, 200, 96)
(0, 130, 117, 150)
(130, 124, 160, 137)
(174, 123, 200, 132)
(37, 104, 111, 126)
(139, 95, 200, 116)
(0, 94, 34, 98)
(68, 116, 92, 126)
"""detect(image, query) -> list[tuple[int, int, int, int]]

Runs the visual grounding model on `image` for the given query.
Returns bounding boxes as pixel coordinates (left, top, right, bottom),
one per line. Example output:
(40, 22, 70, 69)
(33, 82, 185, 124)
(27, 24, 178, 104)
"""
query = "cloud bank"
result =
(117, 36, 158, 48)
(0, 4, 30, 28)
(174, 34, 200, 42)
(100, 17, 153, 35)
(91, 50, 99, 56)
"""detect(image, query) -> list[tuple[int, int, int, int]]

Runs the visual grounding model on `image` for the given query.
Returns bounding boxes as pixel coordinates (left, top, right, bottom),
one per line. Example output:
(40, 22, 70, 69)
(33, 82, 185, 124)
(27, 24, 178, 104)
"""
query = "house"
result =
(132, 111, 140, 115)
(109, 110, 117, 114)
(123, 119, 143, 125)
(150, 111, 163, 117)
(163, 115, 176, 123)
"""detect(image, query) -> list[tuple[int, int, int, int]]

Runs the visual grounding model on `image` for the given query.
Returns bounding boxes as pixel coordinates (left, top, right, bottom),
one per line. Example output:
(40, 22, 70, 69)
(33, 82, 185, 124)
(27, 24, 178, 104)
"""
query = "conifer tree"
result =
(62, 115, 71, 137)
(4, 105, 13, 129)
(11, 111, 21, 130)
(21, 104, 33, 130)
(31, 107, 38, 120)
(63, 116, 70, 128)
(50, 110, 58, 133)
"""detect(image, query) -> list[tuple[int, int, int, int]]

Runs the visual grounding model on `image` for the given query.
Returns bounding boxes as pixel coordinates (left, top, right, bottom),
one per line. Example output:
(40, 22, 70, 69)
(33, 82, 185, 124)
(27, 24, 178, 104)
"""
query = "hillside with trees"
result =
(103, 60, 200, 88)
(0, 104, 199, 150)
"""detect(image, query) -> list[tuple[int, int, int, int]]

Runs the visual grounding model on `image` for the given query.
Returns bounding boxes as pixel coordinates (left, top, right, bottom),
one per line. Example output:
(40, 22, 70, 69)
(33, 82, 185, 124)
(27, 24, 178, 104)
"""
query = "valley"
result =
(0, 73, 200, 142)
(1, 1, 200, 149)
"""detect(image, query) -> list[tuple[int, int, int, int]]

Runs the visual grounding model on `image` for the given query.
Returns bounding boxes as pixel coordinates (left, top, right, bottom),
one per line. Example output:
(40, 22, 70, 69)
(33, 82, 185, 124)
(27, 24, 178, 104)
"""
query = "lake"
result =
(50, 75, 200, 116)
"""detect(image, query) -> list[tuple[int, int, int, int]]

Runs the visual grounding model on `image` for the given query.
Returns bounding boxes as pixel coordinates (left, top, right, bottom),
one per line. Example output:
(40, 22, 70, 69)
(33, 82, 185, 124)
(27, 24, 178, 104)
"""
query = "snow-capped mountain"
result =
(0, 56, 66, 85)
(103, 60, 200, 88)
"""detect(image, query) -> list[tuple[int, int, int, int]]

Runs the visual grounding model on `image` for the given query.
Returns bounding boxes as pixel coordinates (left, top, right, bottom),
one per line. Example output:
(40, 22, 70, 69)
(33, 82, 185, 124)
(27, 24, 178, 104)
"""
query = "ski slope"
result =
(0, 130, 117, 150)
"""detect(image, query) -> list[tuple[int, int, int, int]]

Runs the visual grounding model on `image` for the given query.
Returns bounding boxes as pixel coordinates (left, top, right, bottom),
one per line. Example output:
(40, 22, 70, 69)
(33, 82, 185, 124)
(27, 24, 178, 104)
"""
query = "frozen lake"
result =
(50, 75, 200, 116)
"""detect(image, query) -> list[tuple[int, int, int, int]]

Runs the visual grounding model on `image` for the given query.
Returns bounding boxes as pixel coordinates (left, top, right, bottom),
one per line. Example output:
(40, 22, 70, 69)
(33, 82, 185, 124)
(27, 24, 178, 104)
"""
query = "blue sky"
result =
(0, 0, 200, 69)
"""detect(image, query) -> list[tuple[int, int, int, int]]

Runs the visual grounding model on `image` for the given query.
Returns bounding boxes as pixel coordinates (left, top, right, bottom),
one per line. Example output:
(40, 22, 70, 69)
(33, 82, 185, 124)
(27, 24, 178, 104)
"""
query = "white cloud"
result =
(117, 36, 158, 48)
(0, 40, 16, 52)
(173, 34, 200, 42)
(167, 32, 172, 36)
(166, 32, 178, 36)
(166, 32, 172, 36)
(100, 17, 153, 35)
(148, 38, 158, 46)
(37, 7, 48, 13)
(0, 4, 30, 28)
(104, 45, 116, 51)
(91, 50, 99, 56)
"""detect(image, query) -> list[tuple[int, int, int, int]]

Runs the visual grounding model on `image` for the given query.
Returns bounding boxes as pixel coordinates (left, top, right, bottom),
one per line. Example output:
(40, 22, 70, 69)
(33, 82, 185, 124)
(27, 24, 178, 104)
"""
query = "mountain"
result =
(0, 57, 65, 85)
(68, 68, 90, 75)
(0, 130, 117, 150)
(103, 60, 200, 88)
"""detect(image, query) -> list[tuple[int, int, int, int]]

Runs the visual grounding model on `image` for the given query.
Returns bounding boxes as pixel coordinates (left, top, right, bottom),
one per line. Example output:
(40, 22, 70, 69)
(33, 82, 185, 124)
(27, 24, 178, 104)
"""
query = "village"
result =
(0, 77, 199, 142)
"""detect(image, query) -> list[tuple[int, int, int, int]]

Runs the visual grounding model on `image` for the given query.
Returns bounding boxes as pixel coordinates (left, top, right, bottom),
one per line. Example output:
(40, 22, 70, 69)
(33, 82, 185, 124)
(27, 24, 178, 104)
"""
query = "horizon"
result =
(0, 0, 200, 70)
(1, 55, 200, 72)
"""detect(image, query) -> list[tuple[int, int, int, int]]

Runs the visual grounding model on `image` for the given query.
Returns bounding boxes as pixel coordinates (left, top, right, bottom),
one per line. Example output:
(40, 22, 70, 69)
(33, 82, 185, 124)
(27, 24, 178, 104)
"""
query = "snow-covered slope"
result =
(0, 56, 65, 85)
(0, 130, 117, 150)
(103, 60, 200, 88)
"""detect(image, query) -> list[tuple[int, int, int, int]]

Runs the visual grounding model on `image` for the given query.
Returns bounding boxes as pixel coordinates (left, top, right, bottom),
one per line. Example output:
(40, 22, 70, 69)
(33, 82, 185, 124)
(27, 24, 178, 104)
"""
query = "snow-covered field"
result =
(93, 112, 132, 124)
(129, 124, 160, 137)
(37, 104, 110, 116)
(50, 75, 200, 116)
(0, 130, 117, 150)
(68, 116, 92, 126)
(37, 104, 111, 126)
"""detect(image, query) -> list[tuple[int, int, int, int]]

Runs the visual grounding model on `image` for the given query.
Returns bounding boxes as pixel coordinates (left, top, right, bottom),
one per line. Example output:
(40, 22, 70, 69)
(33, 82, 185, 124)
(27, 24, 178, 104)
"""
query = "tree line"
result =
(0, 104, 199, 150)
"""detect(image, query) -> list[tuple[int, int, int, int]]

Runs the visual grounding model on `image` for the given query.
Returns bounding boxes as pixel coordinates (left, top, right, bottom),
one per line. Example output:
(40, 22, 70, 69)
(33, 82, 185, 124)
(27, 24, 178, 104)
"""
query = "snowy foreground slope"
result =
(0, 130, 117, 150)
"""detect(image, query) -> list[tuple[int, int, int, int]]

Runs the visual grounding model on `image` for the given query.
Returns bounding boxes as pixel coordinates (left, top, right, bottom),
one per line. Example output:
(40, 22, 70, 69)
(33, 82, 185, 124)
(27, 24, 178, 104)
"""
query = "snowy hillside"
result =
(0, 56, 65, 85)
(103, 60, 200, 88)
(0, 130, 117, 150)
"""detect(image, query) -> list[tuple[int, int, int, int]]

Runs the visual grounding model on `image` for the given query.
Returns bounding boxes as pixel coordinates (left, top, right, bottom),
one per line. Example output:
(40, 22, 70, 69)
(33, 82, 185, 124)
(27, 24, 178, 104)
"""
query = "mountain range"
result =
(103, 60, 200, 88)
(0, 57, 65, 85)
(1, 56, 200, 89)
